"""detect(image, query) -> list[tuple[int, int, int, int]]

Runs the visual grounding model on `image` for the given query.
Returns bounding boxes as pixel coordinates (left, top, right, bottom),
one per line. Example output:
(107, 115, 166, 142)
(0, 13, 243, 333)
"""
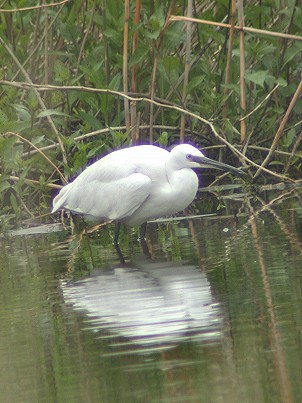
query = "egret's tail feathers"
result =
(52, 183, 72, 213)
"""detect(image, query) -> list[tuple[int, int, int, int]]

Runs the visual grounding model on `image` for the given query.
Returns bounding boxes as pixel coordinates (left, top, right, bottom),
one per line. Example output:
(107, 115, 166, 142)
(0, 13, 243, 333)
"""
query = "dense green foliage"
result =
(0, 0, 301, 224)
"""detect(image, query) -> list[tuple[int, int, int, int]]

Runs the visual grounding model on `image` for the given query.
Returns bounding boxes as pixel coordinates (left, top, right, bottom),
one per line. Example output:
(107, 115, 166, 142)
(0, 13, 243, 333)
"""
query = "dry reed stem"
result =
(130, 0, 141, 143)
(0, 0, 69, 13)
(131, 0, 141, 93)
(29, 6, 41, 79)
(123, 0, 130, 130)
(179, 0, 193, 143)
(149, 56, 158, 144)
(169, 15, 302, 41)
(238, 0, 247, 145)
(130, 101, 139, 143)
(44, 2, 49, 92)
(222, 0, 236, 119)
(0, 175, 62, 190)
(254, 75, 302, 179)
(0, 79, 294, 182)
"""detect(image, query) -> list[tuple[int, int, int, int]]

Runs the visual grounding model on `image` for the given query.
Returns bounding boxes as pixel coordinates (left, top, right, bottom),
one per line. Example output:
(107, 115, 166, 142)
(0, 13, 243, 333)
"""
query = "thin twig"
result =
(169, 15, 302, 41)
(203, 143, 298, 158)
(0, 0, 69, 13)
(5, 132, 66, 182)
(1, 174, 63, 189)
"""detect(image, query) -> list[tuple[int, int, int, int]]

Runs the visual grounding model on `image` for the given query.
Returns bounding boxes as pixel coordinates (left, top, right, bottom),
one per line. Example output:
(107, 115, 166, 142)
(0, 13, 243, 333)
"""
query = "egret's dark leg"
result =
(114, 242, 126, 264)
(114, 222, 121, 245)
(113, 222, 126, 264)
(139, 222, 147, 241)
(139, 222, 150, 258)
(140, 237, 151, 258)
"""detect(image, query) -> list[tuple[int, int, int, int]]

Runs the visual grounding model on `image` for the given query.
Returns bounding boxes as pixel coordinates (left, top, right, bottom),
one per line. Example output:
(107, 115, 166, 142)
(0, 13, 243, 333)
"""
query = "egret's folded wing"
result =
(53, 172, 152, 222)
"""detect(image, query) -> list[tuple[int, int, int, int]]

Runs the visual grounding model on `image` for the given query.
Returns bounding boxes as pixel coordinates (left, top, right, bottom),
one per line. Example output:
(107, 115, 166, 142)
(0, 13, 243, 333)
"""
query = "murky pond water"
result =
(1, 188, 302, 402)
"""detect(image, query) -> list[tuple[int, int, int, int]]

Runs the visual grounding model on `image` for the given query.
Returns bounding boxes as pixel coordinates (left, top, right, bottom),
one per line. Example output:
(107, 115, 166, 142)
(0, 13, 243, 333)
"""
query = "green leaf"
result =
(10, 193, 19, 215)
(0, 121, 32, 133)
(224, 119, 240, 141)
(78, 111, 103, 130)
(269, 160, 284, 167)
(87, 143, 105, 159)
(0, 110, 8, 124)
(0, 180, 11, 193)
(54, 60, 70, 82)
(1, 137, 17, 161)
(108, 73, 122, 91)
(37, 109, 69, 118)
(187, 75, 205, 93)
(129, 45, 149, 67)
(283, 43, 302, 67)
(284, 128, 296, 147)
(13, 104, 31, 121)
(163, 23, 185, 49)
(276, 77, 287, 87)
(31, 135, 45, 146)
(245, 70, 267, 88)
(157, 131, 169, 147)
(103, 27, 122, 46)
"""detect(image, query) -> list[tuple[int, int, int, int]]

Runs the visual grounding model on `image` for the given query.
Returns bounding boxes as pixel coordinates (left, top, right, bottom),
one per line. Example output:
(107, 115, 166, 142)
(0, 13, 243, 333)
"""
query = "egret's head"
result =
(170, 144, 244, 175)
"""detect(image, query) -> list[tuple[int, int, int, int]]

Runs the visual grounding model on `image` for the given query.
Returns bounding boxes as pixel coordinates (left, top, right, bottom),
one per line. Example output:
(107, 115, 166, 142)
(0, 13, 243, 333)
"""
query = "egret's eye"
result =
(186, 154, 193, 160)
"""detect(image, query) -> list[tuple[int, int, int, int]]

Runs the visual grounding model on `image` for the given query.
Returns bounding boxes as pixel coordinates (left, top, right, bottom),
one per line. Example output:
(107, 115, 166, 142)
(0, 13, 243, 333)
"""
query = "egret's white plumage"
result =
(52, 144, 242, 227)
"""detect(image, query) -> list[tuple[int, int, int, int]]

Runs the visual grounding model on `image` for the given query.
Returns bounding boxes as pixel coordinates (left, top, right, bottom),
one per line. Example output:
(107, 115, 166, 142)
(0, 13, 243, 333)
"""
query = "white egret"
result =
(52, 144, 243, 241)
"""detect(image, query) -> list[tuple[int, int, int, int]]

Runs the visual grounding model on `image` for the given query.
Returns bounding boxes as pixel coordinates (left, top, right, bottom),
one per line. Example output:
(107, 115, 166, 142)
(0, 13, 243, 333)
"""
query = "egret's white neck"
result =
(165, 155, 197, 188)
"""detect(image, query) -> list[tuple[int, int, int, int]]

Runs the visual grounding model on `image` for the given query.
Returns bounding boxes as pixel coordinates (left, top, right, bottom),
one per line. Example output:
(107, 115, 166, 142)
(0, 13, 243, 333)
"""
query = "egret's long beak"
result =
(192, 155, 245, 176)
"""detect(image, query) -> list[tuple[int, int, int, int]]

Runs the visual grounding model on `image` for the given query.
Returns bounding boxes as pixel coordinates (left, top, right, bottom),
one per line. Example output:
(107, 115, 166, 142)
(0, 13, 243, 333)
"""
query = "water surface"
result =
(1, 188, 302, 402)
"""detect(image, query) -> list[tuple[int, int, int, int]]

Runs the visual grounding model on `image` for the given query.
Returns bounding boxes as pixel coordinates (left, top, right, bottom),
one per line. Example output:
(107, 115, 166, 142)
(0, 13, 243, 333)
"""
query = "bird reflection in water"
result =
(61, 259, 222, 353)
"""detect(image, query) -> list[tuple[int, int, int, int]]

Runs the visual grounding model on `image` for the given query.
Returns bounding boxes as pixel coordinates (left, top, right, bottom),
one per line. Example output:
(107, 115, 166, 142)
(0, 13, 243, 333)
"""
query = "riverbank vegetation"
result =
(0, 0, 302, 225)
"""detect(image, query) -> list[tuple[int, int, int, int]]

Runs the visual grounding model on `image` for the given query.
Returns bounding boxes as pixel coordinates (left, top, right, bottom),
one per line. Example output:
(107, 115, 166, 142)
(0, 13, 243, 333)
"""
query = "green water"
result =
(1, 189, 302, 402)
